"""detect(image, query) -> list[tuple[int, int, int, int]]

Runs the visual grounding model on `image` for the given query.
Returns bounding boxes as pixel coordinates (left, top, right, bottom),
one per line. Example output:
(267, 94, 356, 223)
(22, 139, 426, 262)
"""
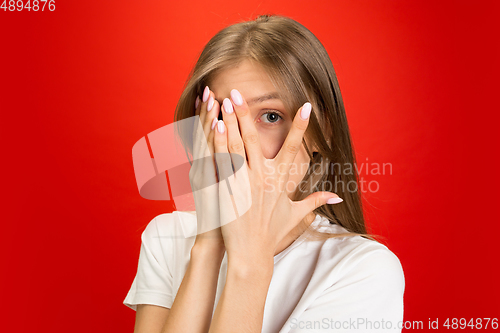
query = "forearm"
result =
(162, 244, 225, 333)
(208, 258, 274, 333)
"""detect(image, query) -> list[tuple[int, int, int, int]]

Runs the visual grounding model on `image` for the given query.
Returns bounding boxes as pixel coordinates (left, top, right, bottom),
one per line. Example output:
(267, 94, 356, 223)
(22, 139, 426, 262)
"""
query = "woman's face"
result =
(204, 60, 311, 198)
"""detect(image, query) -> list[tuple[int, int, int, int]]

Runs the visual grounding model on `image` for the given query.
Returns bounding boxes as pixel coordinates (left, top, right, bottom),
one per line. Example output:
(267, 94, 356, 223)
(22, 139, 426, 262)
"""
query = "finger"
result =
(198, 85, 210, 125)
(213, 120, 234, 183)
(204, 97, 219, 141)
(194, 95, 201, 113)
(230, 89, 264, 170)
(207, 116, 218, 180)
(213, 119, 240, 225)
(192, 86, 210, 157)
(194, 88, 219, 159)
(275, 102, 311, 174)
(201, 87, 219, 139)
(221, 98, 247, 174)
(208, 116, 217, 155)
(293, 192, 343, 223)
(192, 94, 201, 156)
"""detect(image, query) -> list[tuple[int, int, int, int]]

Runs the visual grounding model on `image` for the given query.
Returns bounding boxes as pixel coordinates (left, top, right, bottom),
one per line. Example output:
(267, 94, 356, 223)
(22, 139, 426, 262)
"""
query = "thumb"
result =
(294, 192, 343, 219)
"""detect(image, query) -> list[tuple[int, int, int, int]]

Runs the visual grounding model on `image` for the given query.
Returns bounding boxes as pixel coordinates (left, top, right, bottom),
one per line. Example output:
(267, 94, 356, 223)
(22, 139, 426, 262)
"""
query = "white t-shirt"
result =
(124, 211, 405, 332)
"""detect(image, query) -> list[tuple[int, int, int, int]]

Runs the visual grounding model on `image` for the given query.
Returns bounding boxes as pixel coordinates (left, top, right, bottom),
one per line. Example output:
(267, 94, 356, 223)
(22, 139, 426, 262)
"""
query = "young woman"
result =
(124, 15, 405, 333)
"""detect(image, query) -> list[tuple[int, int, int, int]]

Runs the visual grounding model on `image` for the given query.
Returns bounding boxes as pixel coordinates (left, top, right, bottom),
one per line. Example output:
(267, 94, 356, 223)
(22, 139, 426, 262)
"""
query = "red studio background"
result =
(1, 0, 498, 332)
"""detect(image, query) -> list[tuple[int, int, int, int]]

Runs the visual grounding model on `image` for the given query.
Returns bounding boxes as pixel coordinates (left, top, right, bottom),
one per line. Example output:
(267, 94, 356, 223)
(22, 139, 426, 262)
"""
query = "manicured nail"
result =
(300, 102, 312, 120)
(230, 89, 243, 106)
(217, 120, 225, 134)
(211, 117, 217, 130)
(326, 197, 343, 204)
(202, 86, 210, 102)
(223, 98, 234, 114)
(207, 96, 214, 111)
(195, 96, 200, 109)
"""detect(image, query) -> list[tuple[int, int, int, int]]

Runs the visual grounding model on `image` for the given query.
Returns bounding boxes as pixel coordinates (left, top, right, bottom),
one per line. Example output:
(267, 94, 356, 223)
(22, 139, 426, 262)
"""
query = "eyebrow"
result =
(246, 92, 281, 106)
(215, 92, 281, 107)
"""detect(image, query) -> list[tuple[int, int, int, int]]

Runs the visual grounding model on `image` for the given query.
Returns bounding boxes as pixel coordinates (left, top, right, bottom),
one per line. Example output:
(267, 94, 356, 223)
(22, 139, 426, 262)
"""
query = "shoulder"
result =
(318, 233, 405, 294)
(309, 217, 404, 289)
(142, 211, 197, 242)
(344, 237, 404, 285)
(138, 211, 197, 274)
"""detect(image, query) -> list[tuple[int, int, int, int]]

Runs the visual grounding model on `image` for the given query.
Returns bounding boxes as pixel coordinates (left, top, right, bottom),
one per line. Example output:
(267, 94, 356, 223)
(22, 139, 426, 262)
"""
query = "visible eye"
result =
(258, 111, 283, 125)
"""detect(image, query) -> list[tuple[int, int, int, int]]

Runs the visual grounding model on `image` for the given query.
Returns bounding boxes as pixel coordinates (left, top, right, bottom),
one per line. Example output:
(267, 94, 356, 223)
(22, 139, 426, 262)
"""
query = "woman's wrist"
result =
(191, 239, 226, 262)
(226, 253, 274, 280)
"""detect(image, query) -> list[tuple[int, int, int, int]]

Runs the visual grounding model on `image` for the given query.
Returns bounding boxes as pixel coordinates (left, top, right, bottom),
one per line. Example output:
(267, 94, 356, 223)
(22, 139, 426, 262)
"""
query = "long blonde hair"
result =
(174, 15, 376, 242)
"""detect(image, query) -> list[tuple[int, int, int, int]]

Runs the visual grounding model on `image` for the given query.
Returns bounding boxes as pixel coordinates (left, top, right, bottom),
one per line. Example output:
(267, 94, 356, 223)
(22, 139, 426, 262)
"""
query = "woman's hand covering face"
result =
(212, 88, 341, 263)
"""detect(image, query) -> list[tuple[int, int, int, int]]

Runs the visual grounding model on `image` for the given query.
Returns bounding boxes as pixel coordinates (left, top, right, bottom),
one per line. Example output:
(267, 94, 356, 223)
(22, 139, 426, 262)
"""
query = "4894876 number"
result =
(443, 318, 498, 330)
(1, 0, 55, 11)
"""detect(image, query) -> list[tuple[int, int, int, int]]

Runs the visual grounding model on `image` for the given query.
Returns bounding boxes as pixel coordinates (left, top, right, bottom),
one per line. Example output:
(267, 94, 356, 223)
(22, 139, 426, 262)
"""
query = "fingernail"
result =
(327, 197, 343, 204)
(202, 86, 210, 102)
(300, 102, 312, 120)
(211, 118, 217, 130)
(195, 96, 200, 109)
(230, 89, 243, 106)
(217, 120, 225, 133)
(223, 98, 234, 114)
(207, 96, 214, 111)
